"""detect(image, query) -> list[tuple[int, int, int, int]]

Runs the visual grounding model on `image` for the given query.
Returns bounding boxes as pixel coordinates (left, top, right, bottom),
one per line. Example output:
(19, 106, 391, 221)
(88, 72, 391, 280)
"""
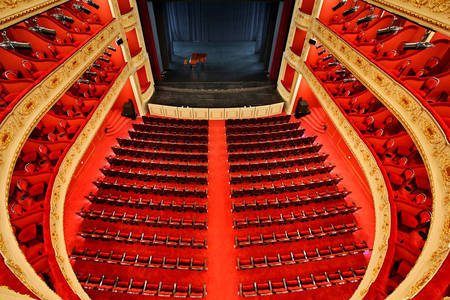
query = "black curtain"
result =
(164, 1, 273, 53)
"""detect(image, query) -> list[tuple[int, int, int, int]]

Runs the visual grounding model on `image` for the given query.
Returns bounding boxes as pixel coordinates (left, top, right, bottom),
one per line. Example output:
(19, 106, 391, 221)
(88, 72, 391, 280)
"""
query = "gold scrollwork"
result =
(296, 62, 390, 300)
(311, 20, 450, 299)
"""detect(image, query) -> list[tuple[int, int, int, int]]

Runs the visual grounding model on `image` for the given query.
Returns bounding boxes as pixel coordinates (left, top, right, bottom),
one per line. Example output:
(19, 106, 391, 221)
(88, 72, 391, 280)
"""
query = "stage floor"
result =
(164, 41, 268, 82)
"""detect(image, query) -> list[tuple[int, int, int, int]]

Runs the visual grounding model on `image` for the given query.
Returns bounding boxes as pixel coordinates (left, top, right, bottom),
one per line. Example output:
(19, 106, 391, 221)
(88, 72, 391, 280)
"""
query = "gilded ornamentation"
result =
(297, 63, 390, 300)
(364, 0, 449, 34)
(18, 98, 36, 116)
(420, 118, 440, 144)
(49, 64, 133, 300)
(294, 11, 311, 30)
(0, 20, 123, 300)
(277, 82, 291, 103)
(310, 20, 449, 299)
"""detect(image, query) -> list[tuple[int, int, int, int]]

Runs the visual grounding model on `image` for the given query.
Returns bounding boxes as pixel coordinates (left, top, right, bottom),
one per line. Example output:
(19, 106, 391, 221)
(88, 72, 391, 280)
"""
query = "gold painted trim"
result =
(294, 10, 312, 31)
(142, 81, 155, 102)
(148, 103, 284, 120)
(0, 286, 33, 299)
(0, 0, 67, 29)
(363, 0, 450, 35)
(283, 48, 303, 72)
(131, 48, 148, 70)
(312, 21, 450, 299)
(50, 63, 133, 300)
(299, 63, 391, 300)
(277, 80, 291, 104)
(0, 20, 120, 299)
(120, 7, 137, 30)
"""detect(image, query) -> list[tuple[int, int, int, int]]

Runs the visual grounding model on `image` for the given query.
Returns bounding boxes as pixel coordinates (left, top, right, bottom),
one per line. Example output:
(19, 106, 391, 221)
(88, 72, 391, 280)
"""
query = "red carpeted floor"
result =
(62, 112, 374, 299)
(206, 120, 238, 299)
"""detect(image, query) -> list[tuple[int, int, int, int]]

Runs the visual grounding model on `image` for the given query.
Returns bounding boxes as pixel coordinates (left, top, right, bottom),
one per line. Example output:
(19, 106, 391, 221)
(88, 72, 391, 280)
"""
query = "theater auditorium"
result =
(0, 0, 448, 299)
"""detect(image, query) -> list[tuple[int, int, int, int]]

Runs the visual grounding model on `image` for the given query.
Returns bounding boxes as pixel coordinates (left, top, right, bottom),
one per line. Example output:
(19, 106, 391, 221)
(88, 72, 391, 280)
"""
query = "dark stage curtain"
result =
(164, 1, 272, 53)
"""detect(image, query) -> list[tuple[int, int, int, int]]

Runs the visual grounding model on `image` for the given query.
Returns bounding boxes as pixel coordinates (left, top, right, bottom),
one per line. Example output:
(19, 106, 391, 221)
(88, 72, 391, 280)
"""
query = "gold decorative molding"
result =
(0, 20, 120, 299)
(294, 10, 312, 30)
(148, 103, 284, 120)
(283, 48, 303, 73)
(277, 80, 291, 104)
(131, 49, 148, 70)
(0, 0, 67, 30)
(50, 62, 132, 300)
(299, 63, 391, 300)
(120, 7, 137, 31)
(364, 0, 450, 35)
(107, 0, 121, 18)
(0, 286, 33, 299)
(142, 81, 155, 102)
(312, 20, 450, 298)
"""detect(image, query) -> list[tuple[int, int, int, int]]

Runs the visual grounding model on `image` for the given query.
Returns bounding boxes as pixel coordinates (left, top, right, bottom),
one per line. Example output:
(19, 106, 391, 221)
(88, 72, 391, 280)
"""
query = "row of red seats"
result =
(230, 153, 329, 172)
(226, 121, 300, 135)
(74, 116, 208, 297)
(307, 39, 432, 294)
(142, 115, 208, 127)
(106, 155, 208, 173)
(227, 128, 305, 143)
(232, 187, 351, 212)
(228, 143, 322, 162)
(321, 1, 450, 134)
(226, 115, 290, 126)
(237, 241, 368, 270)
(239, 266, 366, 297)
(368, 134, 421, 168)
(235, 221, 359, 248)
(0, 0, 110, 120)
(129, 129, 208, 144)
(100, 166, 207, 185)
(30, 117, 82, 141)
(76, 273, 206, 298)
(14, 143, 65, 174)
(93, 177, 208, 198)
(230, 163, 334, 184)
(87, 192, 207, 212)
(70, 248, 207, 271)
(132, 123, 209, 135)
(112, 146, 208, 162)
(233, 202, 358, 229)
(77, 207, 207, 230)
(338, 93, 384, 115)
(228, 135, 317, 153)
(231, 174, 342, 198)
(354, 114, 402, 137)
(79, 227, 207, 249)
(117, 137, 208, 153)
(8, 39, 121, 288)
(50, 98, 95, 118)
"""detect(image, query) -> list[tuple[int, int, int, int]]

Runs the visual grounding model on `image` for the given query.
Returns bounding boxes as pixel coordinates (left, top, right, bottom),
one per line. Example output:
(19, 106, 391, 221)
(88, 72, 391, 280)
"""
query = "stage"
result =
(163, 41, 268, 82)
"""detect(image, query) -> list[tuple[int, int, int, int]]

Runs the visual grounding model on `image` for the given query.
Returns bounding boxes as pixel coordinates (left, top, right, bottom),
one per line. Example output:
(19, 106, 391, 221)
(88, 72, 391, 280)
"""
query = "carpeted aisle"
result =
(206, 120, 238, 299)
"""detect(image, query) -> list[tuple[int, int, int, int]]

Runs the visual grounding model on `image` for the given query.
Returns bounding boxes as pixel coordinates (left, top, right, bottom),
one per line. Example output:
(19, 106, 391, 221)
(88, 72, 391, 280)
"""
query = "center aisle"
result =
(207, 120, 238, 299)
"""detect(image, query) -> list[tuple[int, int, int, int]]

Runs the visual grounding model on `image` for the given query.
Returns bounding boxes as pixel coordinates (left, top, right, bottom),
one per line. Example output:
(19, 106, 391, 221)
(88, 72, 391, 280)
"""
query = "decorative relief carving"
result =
(312, 20, 450, 299)
(0, 127, 12, 150)
(0, 0, 65, 29)
(277, 82, 291, 103)
(283, 49, 302, 73)
(50, 64, 132, 300)
(294, 10, 312, 30)
(0, 20, 121, 300)
(364, 0, 449, 34)
(298, 63, 390, 300)
(120, 8, 137, 30)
